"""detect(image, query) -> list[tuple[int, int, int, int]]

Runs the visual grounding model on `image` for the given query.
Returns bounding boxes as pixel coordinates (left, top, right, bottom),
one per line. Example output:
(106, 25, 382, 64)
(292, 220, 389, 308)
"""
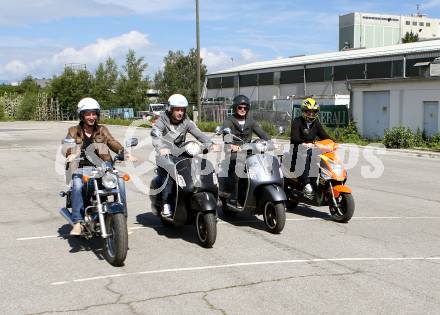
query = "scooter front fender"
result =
(191, 192, 218, 212)
(256, 184, 287, 210)
(332, 185, 352, 198)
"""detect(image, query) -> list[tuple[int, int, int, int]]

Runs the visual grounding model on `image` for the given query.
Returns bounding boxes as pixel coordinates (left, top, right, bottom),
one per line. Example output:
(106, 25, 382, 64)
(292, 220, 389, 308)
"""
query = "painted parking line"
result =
(51, 256, 440, 285)
(16, 216, 440, 241)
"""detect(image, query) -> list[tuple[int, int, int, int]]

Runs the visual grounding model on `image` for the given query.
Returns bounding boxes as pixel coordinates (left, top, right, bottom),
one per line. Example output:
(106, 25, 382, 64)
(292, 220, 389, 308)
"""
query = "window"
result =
(207, 77, 221, 89)
(392, 60, 403, 77)
(239, 74, 257, 87)
(419, 22, 424, 26)
(427, 22, 431, 27)
(258, 72, 274, 85)
(221, 76, 234, 88)
(333, 64, 365, 80)
(280, 69, 304, 84)
(406, 21, 410, 25)
(366, 62, 392, 79)
(305, 67, 325, 82)
(413, 21, 417, 26)
(406, 57, 435, 77)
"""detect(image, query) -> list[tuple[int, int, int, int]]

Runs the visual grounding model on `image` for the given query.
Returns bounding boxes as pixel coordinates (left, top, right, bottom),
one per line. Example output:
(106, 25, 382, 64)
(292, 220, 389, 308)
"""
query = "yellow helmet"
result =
(301, 97, 320, 122)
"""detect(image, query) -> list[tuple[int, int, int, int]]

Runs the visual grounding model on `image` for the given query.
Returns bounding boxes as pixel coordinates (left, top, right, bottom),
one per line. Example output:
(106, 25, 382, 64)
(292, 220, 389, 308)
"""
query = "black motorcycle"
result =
(150, 141, 218, 248)
(59, 137, 138, 266)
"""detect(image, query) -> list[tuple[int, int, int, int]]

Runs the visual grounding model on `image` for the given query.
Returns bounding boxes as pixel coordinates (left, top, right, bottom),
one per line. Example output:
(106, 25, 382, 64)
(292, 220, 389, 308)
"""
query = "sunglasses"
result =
(237, 105, 248, 111)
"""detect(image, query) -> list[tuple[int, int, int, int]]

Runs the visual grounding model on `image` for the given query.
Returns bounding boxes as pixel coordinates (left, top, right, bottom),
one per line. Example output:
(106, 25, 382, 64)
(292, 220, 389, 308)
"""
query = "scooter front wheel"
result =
(195, 212, 217, 248)
(329, 193, 355, 223)
(263, 202, 286, 234)
(103, 213, 128, 267)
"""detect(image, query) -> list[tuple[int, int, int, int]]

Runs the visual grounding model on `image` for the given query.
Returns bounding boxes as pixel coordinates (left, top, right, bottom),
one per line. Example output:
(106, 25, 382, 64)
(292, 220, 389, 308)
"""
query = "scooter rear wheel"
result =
(263, 201, 286, 234)
(329, 193, 355, 223)
(196, 212, 217, 248)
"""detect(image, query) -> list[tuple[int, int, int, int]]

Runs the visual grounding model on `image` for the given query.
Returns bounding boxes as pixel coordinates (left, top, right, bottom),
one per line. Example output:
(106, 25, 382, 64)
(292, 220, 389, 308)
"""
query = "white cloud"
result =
(200, 48, 233, 72)
(0, 31, 151, 81)
(240, 49, 258, 62)
(3, 60, 29, 78)
(423, 0, 440, 9)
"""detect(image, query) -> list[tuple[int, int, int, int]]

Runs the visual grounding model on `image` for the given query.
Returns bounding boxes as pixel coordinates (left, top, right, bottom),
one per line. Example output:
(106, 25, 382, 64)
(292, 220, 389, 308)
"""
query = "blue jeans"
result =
(157, 166, 175, 205)
(71, 172, 127, 223)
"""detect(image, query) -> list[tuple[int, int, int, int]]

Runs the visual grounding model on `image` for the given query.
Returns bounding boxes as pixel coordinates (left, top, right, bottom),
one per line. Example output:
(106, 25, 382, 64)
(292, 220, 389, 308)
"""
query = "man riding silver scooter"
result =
(218, 95, 287, 234)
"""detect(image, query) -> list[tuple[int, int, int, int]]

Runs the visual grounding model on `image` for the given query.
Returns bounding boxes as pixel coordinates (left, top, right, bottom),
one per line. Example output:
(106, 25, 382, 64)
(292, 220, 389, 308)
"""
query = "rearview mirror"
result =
(125, 138, 138, 147)
(222, 127, 232, 135)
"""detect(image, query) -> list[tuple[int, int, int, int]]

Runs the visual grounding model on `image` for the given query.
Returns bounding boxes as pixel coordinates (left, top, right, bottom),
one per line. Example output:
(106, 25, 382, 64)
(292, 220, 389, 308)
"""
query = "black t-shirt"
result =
(79, 134, 94, 167)
(290, 116, 332, 145)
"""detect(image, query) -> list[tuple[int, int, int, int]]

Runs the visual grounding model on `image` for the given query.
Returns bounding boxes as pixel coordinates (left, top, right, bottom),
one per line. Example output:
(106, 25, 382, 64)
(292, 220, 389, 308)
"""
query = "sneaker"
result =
(161, 204, 172, 217)
(70, 222, 82, 236)
(302, 183, 314, 196)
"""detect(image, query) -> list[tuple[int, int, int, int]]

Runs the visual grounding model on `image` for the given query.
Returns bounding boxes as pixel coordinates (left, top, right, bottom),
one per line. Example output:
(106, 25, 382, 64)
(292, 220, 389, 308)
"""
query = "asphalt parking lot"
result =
(1, 121, 440, 315)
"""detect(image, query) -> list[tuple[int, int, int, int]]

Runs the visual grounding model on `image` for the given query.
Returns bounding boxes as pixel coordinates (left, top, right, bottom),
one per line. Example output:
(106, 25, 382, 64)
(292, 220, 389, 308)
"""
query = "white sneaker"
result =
(161, 204, 172, 217)
(303, 184, 314, 195)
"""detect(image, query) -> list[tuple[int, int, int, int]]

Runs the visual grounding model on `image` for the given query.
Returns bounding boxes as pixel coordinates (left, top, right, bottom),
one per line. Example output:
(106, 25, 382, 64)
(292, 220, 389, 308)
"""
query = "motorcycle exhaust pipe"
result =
(59, 208, 74, 226)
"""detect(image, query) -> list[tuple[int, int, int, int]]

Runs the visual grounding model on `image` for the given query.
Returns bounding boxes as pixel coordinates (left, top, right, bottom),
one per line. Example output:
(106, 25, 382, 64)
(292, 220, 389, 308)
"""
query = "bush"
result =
(0, 104, 4, 120)
(197, 121, 219, 132)
(426, 132, 440, 150)
(325, 122, 368, 145)
(16, 92, 38, 120)
(383, 126, 415, 148)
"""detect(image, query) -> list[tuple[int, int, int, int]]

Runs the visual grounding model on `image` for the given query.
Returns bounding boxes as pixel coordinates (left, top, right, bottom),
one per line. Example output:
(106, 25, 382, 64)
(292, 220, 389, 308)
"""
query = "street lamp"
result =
(196, 0, 201, 122)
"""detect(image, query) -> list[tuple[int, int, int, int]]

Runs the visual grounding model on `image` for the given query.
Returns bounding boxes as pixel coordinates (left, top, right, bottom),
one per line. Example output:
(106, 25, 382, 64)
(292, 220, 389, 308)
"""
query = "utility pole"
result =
(196, 0, 201, 122)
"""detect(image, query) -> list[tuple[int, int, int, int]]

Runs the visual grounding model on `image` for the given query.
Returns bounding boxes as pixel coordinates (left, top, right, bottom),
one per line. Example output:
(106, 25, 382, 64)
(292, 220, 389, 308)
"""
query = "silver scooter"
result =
(218, 128, 287, 234)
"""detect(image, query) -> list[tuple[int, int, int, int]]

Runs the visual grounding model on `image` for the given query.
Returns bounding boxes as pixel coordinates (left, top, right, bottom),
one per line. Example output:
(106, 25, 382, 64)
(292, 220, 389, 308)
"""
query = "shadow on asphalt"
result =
(285, 202, 332, 220)
(135, 212, 201, 247)
(57, 224, 105, 262)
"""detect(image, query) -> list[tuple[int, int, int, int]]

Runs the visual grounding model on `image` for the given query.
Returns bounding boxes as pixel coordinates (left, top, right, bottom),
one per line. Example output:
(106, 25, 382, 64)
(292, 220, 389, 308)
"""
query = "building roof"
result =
(209, 40, 440, 76)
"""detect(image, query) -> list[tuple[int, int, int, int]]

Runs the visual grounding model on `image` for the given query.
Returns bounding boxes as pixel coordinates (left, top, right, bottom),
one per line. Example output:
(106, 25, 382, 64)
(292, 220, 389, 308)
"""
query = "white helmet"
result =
(77, 97, 101, 114)
(168, 94, 188, 110)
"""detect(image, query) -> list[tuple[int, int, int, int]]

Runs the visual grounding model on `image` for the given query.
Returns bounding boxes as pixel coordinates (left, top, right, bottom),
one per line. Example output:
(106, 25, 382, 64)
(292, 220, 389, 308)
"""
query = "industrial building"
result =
(203, 40, 440, 138)
(339, 12, 440, 50)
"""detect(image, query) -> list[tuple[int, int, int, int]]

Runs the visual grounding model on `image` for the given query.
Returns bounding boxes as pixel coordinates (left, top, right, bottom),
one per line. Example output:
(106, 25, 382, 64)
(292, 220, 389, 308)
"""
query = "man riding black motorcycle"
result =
(65, 97, 136, 235)
(151, 93, 218, 217)
(222, 95, 271, 207)
(290, 97, 332, 196)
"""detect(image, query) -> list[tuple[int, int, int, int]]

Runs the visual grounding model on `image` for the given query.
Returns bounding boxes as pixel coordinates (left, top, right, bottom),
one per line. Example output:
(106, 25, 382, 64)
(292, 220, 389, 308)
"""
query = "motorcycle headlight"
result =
(185, 142, 201, 156)
(102, 173, 118, 189)
(255, 142, 266, 152)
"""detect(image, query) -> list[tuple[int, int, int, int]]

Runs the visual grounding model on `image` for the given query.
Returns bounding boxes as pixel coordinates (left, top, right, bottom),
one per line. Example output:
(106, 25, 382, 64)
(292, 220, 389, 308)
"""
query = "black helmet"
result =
(232, 95, 251, 113)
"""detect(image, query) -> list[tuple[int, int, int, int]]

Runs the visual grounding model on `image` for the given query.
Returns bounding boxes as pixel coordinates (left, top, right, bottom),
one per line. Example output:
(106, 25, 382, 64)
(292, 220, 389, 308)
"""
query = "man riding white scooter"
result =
(151, 94, 218, 217)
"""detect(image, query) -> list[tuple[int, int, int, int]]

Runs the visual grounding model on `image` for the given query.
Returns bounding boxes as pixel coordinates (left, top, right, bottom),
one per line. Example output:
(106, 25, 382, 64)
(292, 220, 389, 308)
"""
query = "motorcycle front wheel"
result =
(263, 201, 286, 234)
(103, 213, 128, 266)
(195, 212, 217, 248)
(329, 193, 355, 223)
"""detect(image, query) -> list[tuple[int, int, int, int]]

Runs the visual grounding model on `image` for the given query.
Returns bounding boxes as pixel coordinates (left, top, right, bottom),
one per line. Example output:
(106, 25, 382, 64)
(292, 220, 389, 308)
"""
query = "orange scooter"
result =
(281, 139, 354, 223)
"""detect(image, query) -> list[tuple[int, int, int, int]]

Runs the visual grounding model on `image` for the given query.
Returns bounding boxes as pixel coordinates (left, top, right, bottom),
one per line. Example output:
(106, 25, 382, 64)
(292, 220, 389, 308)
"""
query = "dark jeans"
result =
(71, 170, 127, 223)
(157, 166, 175, 205)
(290, 146, 313, 187)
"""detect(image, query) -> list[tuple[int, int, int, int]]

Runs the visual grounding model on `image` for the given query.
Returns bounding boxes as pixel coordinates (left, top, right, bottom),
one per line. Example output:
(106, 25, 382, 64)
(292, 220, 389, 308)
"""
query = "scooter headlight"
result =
(102, 172, 118, 189)
(185, 142, 201, 156)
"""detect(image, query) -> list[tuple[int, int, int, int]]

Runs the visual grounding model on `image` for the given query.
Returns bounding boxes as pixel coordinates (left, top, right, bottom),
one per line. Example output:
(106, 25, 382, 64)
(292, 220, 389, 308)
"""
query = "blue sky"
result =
(1, 0, 440, 82)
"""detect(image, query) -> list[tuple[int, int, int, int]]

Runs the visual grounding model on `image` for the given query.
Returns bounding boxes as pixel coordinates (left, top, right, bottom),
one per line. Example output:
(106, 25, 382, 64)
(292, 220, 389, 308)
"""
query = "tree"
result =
(154, 49, 207, 104)
(91, 57, 119, 109)
(116, 50, 149, 111)
(17, 75, 40, 94)
(16, 92, 38, 120)
(49, 68, 93, 118)
(402, 31, 419, 43)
